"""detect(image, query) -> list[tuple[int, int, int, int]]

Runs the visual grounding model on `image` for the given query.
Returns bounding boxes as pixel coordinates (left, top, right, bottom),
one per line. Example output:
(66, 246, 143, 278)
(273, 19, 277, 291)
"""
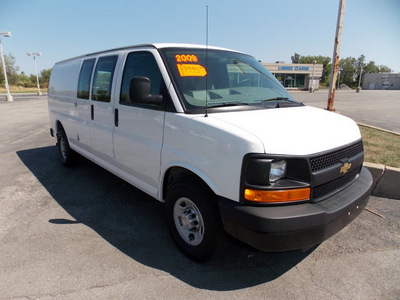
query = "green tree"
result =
(291, 53, 300, 64)
(29, 74, 37, 85)
(16, 71, 34, 87)
(363, 61, 391, 74)
(364, 61, 379, 74)
(39, 68, 52, 88)
(378, 65, 392, 73)
(338, 56, 357, 87)
(0, 53, 20, 85)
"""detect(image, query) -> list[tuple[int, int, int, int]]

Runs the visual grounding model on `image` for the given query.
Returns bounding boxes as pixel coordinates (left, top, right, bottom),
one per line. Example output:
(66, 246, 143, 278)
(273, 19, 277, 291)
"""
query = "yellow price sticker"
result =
(177, 64, 207, 77)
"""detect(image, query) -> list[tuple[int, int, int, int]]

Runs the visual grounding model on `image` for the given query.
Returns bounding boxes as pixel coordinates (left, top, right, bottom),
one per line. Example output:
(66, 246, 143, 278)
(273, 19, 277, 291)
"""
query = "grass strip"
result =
(359, 124, 400, 168)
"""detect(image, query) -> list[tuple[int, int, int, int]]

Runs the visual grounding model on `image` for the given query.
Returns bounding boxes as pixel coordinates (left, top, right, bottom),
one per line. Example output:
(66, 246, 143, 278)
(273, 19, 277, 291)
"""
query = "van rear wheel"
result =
(57, 128, 78, 167)
(165, 178, 224, 262)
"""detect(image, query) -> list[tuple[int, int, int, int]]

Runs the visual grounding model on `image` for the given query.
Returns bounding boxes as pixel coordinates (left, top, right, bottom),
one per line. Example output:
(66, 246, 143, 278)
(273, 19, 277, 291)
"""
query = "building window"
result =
(274, 73, 305, 89)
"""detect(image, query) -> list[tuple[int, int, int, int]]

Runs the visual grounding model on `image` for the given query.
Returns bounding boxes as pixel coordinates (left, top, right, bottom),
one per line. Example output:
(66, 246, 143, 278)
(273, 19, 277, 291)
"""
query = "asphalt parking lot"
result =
(0, 95, 399, 299)
(289, 89, 400, 133)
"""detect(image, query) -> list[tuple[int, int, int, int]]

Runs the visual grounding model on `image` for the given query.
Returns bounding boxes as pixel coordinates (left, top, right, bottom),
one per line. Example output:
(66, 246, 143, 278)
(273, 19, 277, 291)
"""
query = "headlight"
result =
(241, 155, 310, 204)
(269, 160, 286, 182)
(242, 157, 287, 185)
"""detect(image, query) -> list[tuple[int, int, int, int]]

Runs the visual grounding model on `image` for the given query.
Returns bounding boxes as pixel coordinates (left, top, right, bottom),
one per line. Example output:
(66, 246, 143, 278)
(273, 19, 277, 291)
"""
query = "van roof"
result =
(54, 43, 240, 65)
(154, 43, 235, 51)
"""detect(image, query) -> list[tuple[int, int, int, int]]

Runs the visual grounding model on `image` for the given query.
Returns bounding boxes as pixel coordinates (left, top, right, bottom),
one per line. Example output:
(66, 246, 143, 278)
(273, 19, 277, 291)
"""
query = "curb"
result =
(357, 122, 400, 136)
(364, 162, 400, 200)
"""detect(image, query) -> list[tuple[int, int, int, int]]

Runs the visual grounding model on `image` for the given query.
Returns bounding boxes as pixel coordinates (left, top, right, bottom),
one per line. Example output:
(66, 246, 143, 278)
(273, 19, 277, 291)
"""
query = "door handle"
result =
(91, 104, 94, 120)
(114, 108, 119, 127)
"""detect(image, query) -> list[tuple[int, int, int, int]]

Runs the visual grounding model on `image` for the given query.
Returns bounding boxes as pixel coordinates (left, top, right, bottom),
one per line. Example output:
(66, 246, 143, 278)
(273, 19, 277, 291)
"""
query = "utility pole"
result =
(327, 0, 346, 111)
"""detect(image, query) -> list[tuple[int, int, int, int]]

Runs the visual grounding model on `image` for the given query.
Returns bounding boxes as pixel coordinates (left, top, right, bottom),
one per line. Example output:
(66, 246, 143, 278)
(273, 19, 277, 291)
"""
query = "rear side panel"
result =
(48, 59, 82, 143)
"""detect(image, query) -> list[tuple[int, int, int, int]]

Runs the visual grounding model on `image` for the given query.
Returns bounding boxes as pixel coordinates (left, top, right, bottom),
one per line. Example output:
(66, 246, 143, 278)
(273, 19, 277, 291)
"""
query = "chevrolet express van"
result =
(48, 44, 373, 261)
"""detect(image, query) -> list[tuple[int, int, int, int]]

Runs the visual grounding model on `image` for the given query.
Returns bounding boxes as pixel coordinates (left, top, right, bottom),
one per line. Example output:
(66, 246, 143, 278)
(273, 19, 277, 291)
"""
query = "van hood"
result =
(209, 106, 361, 156)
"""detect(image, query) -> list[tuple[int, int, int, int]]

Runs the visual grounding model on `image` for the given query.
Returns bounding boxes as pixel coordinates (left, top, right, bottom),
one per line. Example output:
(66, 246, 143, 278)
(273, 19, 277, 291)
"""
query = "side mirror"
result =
(129, 76, 163, 105)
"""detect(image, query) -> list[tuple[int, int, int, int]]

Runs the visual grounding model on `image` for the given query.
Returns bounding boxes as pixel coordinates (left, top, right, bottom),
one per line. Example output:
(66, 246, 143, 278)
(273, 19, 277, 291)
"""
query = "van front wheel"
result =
(165, 179, 223, 262)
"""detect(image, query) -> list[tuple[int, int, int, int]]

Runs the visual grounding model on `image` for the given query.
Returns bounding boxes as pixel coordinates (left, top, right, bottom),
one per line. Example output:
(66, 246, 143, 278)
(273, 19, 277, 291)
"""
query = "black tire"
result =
(165, 178, 224, 262)
(56, 127, 78, 167)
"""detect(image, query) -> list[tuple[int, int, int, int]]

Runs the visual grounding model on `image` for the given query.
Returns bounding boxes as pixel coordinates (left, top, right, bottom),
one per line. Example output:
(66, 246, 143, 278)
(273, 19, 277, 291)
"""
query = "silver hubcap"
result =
(173, 197, 204, 246)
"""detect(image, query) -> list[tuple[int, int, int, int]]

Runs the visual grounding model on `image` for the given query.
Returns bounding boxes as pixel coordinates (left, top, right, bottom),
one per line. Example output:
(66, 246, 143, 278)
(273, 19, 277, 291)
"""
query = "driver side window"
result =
(120, 51, 162, 108)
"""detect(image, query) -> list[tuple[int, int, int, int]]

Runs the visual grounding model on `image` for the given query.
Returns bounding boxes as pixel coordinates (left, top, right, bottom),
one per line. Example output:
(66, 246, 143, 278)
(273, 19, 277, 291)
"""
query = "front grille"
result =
(310, 141, 363, 172)
(312, 168, 359, 200)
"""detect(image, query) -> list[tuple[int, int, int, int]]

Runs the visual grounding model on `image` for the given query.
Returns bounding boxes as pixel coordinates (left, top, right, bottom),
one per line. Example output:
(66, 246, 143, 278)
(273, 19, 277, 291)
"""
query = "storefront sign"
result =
(278, 66, 310, 71)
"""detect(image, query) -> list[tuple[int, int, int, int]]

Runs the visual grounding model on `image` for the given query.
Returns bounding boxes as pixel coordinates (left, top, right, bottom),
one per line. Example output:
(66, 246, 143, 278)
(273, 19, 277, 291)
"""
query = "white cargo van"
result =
(48, 44, 373, 261)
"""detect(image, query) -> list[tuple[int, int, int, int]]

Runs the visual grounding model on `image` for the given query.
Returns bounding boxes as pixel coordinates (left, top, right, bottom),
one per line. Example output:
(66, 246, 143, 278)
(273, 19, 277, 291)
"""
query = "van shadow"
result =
(17, 146, 314, 291)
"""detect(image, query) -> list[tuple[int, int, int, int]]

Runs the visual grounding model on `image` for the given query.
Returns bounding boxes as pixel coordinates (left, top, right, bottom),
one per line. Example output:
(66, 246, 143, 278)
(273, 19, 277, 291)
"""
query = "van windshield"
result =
(160, 48, 300, 113)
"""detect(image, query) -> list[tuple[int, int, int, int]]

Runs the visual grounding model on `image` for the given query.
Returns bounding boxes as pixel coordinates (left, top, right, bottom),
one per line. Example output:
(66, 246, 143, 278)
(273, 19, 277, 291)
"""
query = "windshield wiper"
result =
(261, 97, 304, 108)
(209, 102, 249, 108)
(261, 97, 290, 102)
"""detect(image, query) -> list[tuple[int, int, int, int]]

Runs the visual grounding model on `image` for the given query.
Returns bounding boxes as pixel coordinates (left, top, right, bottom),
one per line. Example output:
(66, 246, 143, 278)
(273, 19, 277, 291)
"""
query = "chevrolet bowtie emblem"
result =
(340, 162, 352, 174)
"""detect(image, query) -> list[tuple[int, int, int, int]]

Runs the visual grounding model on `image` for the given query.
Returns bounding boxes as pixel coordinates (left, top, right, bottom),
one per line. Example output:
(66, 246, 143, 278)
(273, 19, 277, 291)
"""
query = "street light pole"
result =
(337, 67, 342, 89)
(26, 52, 42, 95)
(309, 60, 316, 93)
(356, 66, 363, 93)
(0, 31, 13, 102)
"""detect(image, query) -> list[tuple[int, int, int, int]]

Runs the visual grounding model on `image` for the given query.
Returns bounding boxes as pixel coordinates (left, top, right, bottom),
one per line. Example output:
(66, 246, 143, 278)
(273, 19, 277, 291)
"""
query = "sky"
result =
(1, 0, 399, 76)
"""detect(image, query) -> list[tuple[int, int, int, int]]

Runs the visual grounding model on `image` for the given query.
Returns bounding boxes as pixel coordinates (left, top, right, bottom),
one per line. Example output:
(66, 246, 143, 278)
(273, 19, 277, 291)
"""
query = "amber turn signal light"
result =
(244, 188, 310, 203)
